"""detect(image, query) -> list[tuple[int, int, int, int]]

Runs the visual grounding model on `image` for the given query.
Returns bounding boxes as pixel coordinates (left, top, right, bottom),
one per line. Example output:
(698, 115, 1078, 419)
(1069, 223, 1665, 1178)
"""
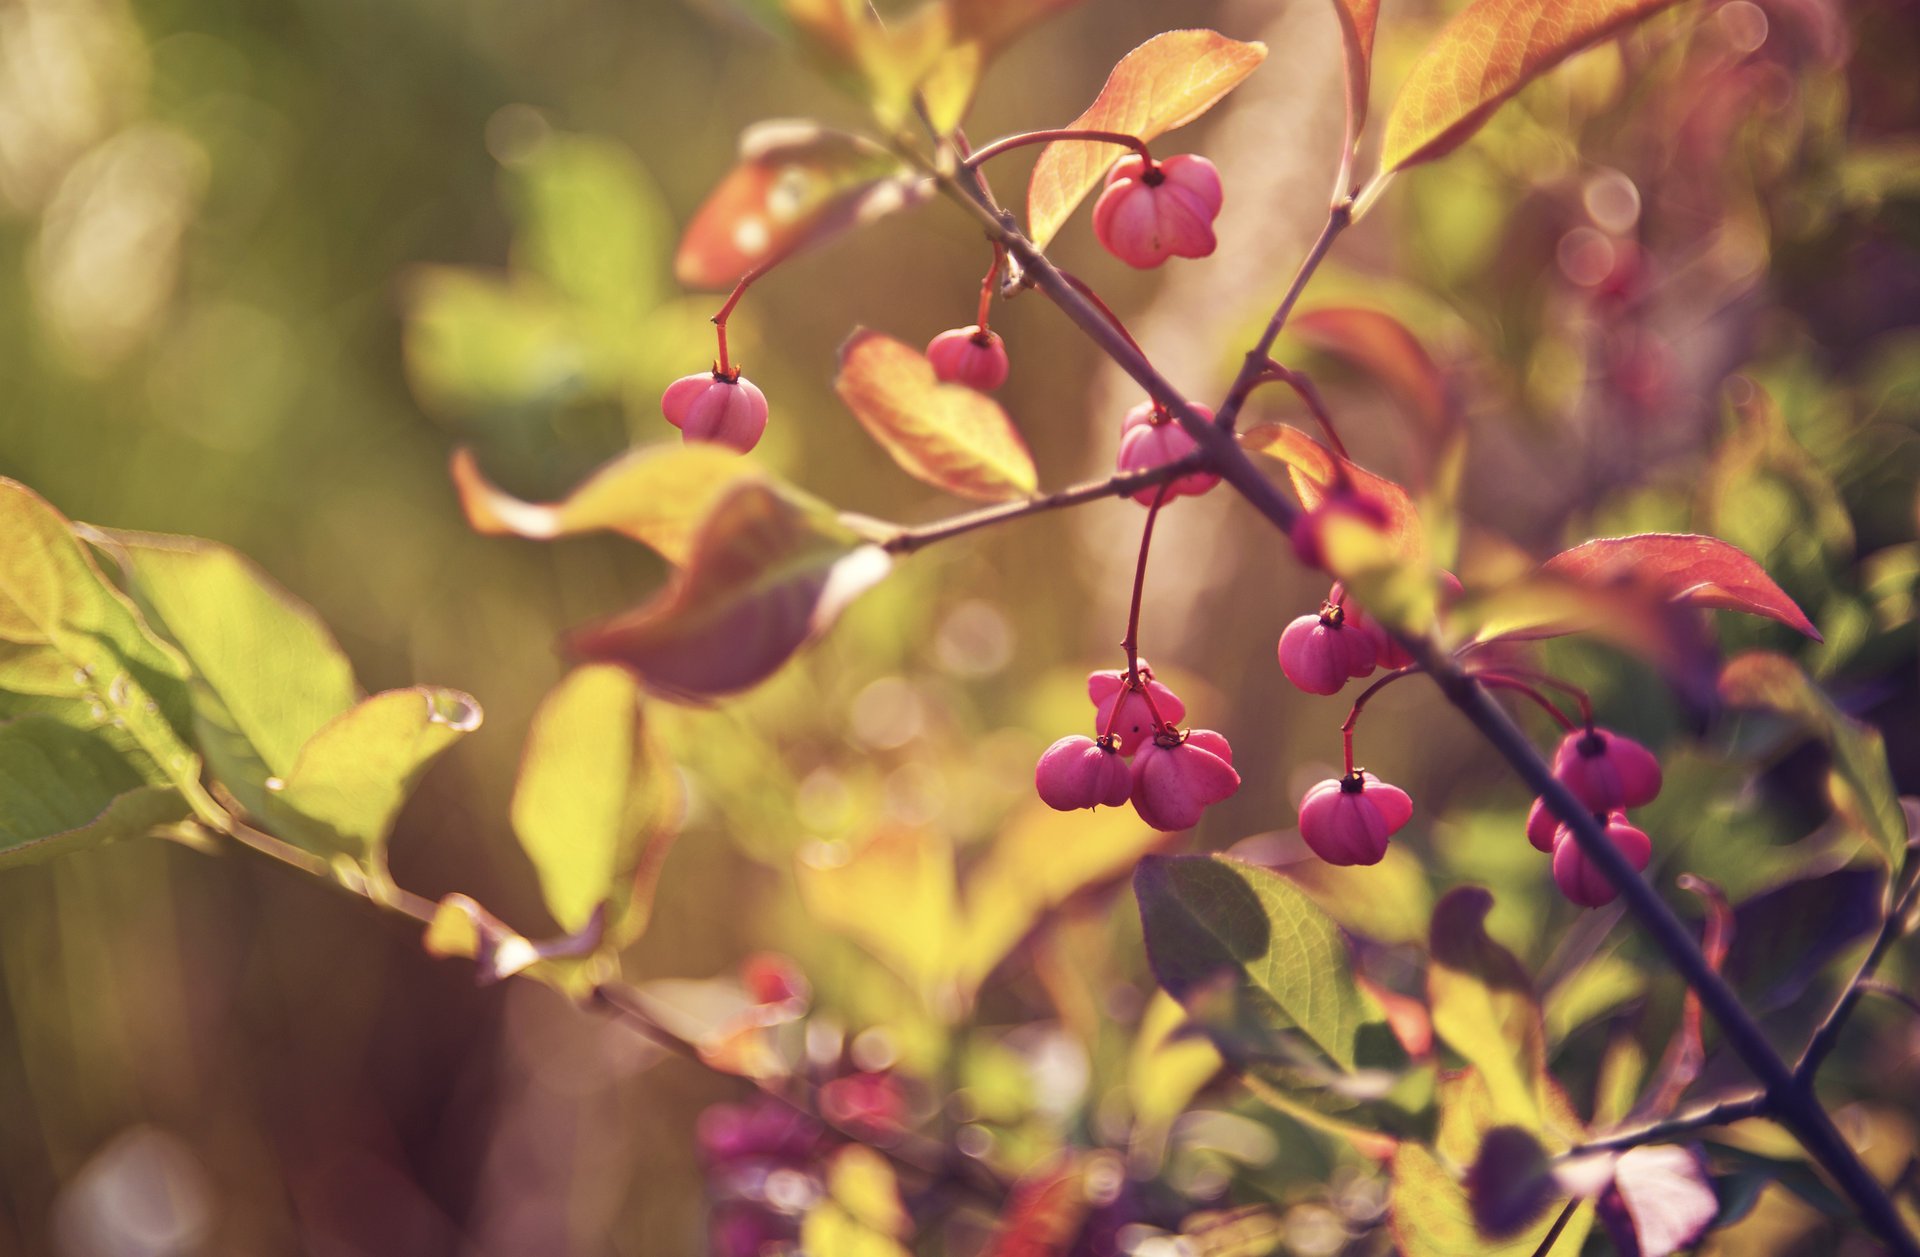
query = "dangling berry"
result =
(1333, 573, 1464, 670)
(1115, 403, 1221, 504)
(1550, 812, 1652, 907)
(1277, 603, 1377, 695)
(1088, 663, 1186, 755)
(1297, 771, 1413, 866)
(1092, 154, 1223, 269)
(1130, 730, 1240, 831)
(1551, 727, 1662, 811)
(662, 371, 769, 453)
(1289, 486, 1392, 568)
(1525, 796, 1559, 852)
(1034, 735, 1134, 811)
(926, 326, 1009, 391)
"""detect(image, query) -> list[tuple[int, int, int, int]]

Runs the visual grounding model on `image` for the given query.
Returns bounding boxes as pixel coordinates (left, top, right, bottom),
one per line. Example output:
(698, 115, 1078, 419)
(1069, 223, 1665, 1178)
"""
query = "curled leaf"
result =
(834, 328, 1037, 501)
(567, 482, 891, 701)
(675, 122, 924, 289)
(1329, 0, 1381, 137)
(1291, 307, 1448, 434)
(1381, 0, 1691, 171)
(1240, 422, 1425, 563)
(1543, 534, 1820, 639)
(1027, 30, 1267, 247)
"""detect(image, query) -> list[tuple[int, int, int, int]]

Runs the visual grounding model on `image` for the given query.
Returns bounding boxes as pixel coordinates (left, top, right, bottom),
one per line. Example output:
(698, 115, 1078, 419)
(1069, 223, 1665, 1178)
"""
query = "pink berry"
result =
(926, 326, 1009, 391)
(1130, 730, 1240, 831)
(1087, 663, 1187, 755)
(1034, 734, 1134, 811)
(1550, 812, 1652, 907)
(1277, 607, 1377, 695)
(1297, 771, 1413, 866)
(1332, 573, 1464, 670)
(661, 371, 769, 453)
(1091, 154, 1223, 269)
(1551, 727, 1662, 811)
(1115, 403, 1221, 504)
(1525, 797, 1559, 852)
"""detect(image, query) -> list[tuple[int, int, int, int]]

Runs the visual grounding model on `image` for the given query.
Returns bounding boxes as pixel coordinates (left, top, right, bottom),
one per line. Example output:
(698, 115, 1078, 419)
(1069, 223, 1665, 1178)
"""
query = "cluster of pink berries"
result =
(1035, 662, 1240, 831)
(1113, 401, 1220, 503)
(1526, 728, 1660, 907)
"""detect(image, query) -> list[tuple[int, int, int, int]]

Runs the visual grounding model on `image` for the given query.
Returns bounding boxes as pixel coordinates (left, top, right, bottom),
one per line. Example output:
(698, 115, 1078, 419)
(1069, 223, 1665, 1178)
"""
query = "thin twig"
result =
(1213, 203, 1353, 434)
(1796, 873, 1920, 1083)
(1531, 1199, 1579, 1257)
(878, 454, 1206, 555)
(1560, 1091, 1769, 1157)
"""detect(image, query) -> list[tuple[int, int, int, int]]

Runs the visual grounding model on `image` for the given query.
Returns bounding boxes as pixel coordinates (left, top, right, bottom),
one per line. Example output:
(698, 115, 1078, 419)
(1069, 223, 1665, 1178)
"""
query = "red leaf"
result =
(1240, 422, 1426, 562)
(1026, 30, 1267, 248)
(1543, 534, 1820, 639)
(1291, 307, 1449, 433)
(1329, 0, 1381, 135)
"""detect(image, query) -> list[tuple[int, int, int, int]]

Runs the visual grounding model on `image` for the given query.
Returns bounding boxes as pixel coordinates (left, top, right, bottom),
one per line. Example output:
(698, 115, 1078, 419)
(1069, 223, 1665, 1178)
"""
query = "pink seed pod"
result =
(1277, 608, 1377, 695)
(1551, 812, 1653, 907)
(1115, 402, 1221, 504)
(1092, 153, 1223, 269)
(1088, 662, 1187, 755)
(1297, 771, 1414, 866)
(1525, 797, 1559, 852)
(1034, 735, 1134, 811)
(1130, 730, 1240, 831)
(1552, 727, 1663, 811)
(1332, 573, 1464, 670)
(661, 371, 769, 453)
(926, 326, 1009, 391)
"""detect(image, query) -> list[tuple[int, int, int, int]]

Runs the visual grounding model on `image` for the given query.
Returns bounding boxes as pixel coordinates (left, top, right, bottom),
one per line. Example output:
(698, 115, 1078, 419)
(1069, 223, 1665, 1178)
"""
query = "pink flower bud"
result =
(1130, 730, 1240, 831)
(1277, 607, 1377, 695)
(1331, 573, 1463, 670)
(1297, 771, 1413, 866)
(661, 371, 769, 453)
(1551, 727, 1662, 811)
(1092, 154, 1223, 269)
(1088, 662, 1187, 755)
(1115, 403, 1220, 504)
(926, 326, 1009, 391)
(1550, 812, 1652, 907)
(1034, 734, 1134, 811)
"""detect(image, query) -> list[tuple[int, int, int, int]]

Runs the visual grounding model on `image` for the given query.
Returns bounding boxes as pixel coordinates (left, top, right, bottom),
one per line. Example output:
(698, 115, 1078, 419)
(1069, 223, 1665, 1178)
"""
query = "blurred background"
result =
(1, 0, 1917, 1251)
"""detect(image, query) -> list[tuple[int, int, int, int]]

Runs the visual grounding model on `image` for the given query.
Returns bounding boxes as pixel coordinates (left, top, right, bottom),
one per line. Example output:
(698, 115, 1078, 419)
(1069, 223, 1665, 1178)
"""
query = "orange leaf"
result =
(449, 444, 770, 566)
(1240, 422, 1425, 561)
(834, 328, 1037, 501)
(674, 122, 923, 289)
(1026, 30, 1267, 248)
(1543, 533, 1820, 639)
(1292, 307, 1448, 433)
(566, 482, 891, 701)
(1380, 0, 1690, 171)
(1330, 0, 1381, 135)
(921, 0, 1088, 130)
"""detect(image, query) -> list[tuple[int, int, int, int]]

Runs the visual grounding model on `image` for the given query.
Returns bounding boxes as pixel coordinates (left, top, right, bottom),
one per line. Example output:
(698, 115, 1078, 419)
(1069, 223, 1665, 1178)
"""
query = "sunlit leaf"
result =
(0, 484, 200, 794)
(1543, 534, 1820, 639)
(748, 0, 952, 126)
(825, 1146, 911, 1240)
(403, 269, 599, 417)
(1270, 844, 1434, 947)
(506, 132, 673, 324)
(801, 1203, 912, 1257)
(675, 122, 922, 289)
(450, 443, 774, 566)
(959, 799, 1161, 991)
(1240, 423, 1426, 563)
(1291, 307, 1448, 433)
(921, 0, 1087, 132)
(797, 826, 959, 1001)
(424, 892, 542, 983)
(1391, 1143, 1592, 1256)
(0, 716, 187, 866)
(1027, 31, 1267, 248)
(627, 975, 801, 1079)
(1128, 991, 1223, 1155)
(1719, 652, 1906, 870)
(512, 665, 681, 944)
(566, 482, 892, 701)
(1426, 888, 1551, 1132)
(1135, 854, 1392, 1072)
(834, 328, 1037, 502)
(1380, 0, 1692, 171)
(270, 687, 481, 865)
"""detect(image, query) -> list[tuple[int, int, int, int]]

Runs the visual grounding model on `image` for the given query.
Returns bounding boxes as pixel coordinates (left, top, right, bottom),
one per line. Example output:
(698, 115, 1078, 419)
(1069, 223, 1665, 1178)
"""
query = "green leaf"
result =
(1380, 0, 1691, 171)
(512, 665, 681, 944)
(97, 530, 357, 819)
(1390, 1143, 1593, 1256)
(797, 825, 959, 1004)
(1273, 844, 1434, 947)
(0, 716, 188, 866)
(1027, 31, 1268, 248)
(0, 482, 201, 794)
(834, 328, 1037, 502)
(566, 481, 892, 702)
(1719, 651, 1908, 872)
(269, 687, 481, 865)
(506, 132, 672, 326)
(1134, 853, 1391, 1073)
(1426, 888, 1551, 1132)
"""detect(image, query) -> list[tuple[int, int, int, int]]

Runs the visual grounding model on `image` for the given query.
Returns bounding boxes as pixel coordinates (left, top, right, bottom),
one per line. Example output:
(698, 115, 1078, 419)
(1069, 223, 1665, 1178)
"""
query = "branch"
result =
(1560, 1091, 1769, 1157)
(879, 454, 1207, 555)
(1795, 872, 1920, 1083)
(1213, 203, 1352, 433)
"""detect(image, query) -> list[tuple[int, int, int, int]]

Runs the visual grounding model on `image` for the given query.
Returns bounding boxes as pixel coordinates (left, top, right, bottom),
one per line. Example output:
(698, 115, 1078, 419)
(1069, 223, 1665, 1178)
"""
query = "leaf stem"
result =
(1253, 363, 1350, 459)
(1123, 486, 1171, 722)
(877, 453, 1206, 555)
(1530, 1199, 1579, 1257)
(1213, 200, 1353, 433)
(1472, 672, 1578, 731)
(975, 240, 1004, 333)
(1560, 1090, 1769, 1156)
(961, 128, 1152, 170)
(1340, 665, 1421, 773)
(1795, 870, 1920, 1083)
